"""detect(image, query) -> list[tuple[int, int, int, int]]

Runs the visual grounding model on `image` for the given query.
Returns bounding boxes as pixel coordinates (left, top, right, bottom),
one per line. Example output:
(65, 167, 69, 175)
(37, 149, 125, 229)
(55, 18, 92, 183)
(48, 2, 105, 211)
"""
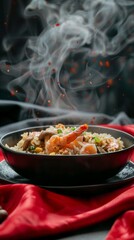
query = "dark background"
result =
(0, 0, 134, 127)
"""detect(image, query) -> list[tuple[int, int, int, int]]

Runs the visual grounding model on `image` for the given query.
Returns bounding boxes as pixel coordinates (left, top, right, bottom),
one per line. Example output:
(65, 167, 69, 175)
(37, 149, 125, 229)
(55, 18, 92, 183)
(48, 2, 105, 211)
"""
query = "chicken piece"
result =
(22, 136, 33, 150)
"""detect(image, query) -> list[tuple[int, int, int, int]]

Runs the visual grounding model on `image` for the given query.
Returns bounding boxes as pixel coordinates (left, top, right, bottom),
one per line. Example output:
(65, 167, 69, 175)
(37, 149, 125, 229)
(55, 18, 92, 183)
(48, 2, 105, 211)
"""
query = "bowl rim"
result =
(0, 124, 134, 157)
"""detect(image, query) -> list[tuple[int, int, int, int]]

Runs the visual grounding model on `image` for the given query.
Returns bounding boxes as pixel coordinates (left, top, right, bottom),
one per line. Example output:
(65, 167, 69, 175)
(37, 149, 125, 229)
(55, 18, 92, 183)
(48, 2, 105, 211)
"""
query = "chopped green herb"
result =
(93, 136, 101, 143)
(57, 129, 63, 134)
(28, 145, 36, 150)
(71, 127, 76, 131)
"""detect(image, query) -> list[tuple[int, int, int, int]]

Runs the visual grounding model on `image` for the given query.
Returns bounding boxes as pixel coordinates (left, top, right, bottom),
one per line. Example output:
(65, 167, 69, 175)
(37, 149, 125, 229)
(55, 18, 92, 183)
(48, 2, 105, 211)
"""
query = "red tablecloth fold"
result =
(0, 124, 134, 240)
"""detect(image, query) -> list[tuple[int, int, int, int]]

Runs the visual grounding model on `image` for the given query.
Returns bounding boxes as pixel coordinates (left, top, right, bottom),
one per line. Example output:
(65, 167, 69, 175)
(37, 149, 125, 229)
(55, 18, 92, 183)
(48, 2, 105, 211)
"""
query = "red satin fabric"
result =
(0, 125, 134, 240)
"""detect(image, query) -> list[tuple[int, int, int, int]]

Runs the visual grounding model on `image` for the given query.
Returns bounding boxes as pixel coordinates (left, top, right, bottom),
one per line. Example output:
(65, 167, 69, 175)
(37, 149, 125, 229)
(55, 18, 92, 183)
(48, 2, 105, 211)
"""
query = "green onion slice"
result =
(57, 129, 63, 134)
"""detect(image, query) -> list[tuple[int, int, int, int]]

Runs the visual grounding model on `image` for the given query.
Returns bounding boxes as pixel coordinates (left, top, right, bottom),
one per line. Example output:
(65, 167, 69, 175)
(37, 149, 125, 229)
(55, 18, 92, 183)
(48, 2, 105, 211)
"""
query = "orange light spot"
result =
(99, 61, 103, 67)
(10, 90, 15, 96)
(105, 61, 110, 68)
(107, 79, 113, 86)
(70, 67, 77, 74)
(48, 99, 51, 106)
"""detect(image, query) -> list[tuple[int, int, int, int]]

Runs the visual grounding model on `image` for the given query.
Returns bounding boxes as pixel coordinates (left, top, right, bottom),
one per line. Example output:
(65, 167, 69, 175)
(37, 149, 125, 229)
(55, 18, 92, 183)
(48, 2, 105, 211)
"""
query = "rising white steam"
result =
(0, 0, 134, 117)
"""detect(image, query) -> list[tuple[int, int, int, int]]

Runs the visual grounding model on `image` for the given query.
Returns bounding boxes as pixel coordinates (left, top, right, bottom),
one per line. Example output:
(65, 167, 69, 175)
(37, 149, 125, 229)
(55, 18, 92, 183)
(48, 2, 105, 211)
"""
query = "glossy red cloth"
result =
(0, 125, 134, 240)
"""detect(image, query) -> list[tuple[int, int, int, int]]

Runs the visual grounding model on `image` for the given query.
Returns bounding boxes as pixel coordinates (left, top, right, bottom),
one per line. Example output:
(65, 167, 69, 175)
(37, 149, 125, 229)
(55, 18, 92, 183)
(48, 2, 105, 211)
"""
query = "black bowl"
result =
(0, 125, 134, 186)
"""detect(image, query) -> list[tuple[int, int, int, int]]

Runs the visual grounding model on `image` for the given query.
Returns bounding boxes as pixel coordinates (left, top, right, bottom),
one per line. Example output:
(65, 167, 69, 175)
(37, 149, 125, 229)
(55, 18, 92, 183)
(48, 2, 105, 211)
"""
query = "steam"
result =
(1, 0, 134, 118)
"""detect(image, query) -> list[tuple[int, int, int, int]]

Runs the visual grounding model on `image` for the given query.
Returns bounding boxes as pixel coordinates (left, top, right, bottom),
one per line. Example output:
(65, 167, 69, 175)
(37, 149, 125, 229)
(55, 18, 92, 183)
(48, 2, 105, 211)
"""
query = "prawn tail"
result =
(76, 124, 88, 134)
(66, 124, 88, 144)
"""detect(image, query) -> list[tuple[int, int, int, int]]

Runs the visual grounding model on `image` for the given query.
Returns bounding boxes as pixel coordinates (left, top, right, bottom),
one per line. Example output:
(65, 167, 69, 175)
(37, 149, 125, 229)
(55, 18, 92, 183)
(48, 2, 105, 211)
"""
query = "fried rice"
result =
(6, 123, 125, 155)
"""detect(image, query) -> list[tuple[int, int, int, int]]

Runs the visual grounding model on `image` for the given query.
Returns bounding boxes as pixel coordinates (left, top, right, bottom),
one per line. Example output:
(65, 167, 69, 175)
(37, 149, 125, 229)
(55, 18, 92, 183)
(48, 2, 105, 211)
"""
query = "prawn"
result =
(45, 124, 88, 154)
(80, 143, 97, 154)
